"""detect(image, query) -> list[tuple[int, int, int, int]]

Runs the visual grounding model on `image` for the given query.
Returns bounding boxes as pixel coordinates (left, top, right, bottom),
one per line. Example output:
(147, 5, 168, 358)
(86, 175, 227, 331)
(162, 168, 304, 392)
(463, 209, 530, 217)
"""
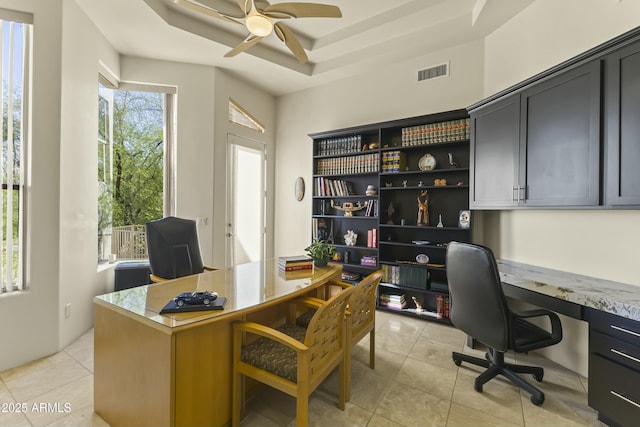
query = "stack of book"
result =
(278, 256, 313, 272)
(379, 294, 406, 310)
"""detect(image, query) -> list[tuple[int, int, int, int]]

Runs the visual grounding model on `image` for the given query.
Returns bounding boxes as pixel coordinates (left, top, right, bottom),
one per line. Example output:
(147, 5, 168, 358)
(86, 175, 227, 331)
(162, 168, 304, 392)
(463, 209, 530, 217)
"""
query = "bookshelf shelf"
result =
(310, 109, 472, 323)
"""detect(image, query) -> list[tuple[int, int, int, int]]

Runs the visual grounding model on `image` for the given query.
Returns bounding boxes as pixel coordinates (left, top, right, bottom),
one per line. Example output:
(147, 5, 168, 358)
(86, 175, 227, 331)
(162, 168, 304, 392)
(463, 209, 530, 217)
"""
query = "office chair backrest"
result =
(145, 216, 205, 280)
(446, 241, 510, 352)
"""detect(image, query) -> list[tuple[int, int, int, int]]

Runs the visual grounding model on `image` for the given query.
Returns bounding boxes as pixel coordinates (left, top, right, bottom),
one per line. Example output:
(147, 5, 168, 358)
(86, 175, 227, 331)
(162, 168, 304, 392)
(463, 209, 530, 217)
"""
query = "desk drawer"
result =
(589, 353, 640, 427)
(591, 330, 640, 372)
(590, 309, 640, 347)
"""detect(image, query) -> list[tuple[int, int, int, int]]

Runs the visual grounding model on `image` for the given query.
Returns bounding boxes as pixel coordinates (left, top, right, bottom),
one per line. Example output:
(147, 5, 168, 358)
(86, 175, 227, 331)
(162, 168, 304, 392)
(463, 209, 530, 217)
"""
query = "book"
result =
(278, 255, 313, 271)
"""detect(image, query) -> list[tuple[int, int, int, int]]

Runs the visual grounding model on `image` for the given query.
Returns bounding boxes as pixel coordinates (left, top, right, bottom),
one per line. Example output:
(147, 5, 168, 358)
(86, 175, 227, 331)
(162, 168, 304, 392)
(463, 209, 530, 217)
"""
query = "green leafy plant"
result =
(304, 239, 335, 266)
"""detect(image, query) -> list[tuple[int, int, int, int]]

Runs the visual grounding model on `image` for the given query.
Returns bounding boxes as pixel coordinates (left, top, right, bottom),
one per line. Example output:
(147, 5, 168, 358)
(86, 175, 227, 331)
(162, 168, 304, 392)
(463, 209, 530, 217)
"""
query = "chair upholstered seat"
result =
(240, 323, 306, 383)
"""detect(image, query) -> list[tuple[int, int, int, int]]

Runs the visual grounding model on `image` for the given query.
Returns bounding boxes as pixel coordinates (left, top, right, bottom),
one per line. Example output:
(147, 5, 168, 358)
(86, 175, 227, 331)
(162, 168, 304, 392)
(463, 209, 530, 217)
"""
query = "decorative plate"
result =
(418, 153, 436, 171)
(416, 254, 430, 264)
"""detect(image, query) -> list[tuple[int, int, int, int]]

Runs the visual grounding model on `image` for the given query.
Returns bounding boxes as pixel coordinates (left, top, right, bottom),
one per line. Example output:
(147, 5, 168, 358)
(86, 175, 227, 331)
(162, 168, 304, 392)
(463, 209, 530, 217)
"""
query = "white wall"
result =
(274, 40, 485, 258)
(481, 0, 640, 376)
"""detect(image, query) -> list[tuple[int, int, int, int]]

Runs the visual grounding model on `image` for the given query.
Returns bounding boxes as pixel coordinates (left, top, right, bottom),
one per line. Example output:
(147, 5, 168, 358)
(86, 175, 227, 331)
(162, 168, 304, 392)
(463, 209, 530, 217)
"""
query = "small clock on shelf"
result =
(418, 153, 436, 171)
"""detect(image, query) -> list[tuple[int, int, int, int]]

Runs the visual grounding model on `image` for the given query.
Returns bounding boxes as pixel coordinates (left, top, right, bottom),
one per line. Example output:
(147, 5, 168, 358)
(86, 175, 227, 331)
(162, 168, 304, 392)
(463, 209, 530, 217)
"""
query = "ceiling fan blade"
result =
(177, 0, 244, 25)
(190, 0, 246, 18)
(263, 3, 342, 19)
(274, 22, 308, 63)
(235, 0, 251, 15)
(225, 34, 264, 57)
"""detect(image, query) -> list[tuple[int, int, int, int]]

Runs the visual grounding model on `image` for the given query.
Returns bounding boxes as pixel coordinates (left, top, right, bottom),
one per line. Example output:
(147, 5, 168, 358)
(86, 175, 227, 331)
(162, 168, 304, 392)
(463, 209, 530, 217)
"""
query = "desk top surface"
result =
(94, 259, 341, 329)
(498, 260, 640, 321)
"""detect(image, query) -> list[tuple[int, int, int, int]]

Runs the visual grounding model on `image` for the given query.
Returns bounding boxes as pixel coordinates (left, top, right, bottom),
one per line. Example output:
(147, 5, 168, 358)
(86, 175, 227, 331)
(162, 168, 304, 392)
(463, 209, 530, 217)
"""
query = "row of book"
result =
(316, 135, 363, 156)
(313, 177, 355, 197)
(278, 255, 312, 272)
(381, 264, 429, 290)
(401, 118, 470, 146)
(366, 229, 378, 248)
(381, 151, 406, 173)
(314, 153, 380, 175)
(436, 295, 450, 319)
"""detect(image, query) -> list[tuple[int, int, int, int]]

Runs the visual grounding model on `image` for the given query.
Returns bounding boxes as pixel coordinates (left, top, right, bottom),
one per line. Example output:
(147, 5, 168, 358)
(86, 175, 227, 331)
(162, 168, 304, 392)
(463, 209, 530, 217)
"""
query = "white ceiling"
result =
(75, 0, 535, 96)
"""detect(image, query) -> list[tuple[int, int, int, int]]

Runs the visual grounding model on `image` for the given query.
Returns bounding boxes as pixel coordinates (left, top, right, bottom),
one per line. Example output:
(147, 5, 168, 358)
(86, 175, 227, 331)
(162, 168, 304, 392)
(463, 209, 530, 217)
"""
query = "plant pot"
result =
(314, 259, 328, 268)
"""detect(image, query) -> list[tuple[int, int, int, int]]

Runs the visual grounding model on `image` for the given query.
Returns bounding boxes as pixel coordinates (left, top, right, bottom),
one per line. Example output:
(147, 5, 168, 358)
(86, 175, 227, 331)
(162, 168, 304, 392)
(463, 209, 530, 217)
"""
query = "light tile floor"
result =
(0, 311, 605, 427)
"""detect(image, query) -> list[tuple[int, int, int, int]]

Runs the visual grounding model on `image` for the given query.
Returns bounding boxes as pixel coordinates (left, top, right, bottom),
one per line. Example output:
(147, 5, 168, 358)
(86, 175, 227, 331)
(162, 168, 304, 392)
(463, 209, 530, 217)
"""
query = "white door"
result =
(226, 134, 266, 267)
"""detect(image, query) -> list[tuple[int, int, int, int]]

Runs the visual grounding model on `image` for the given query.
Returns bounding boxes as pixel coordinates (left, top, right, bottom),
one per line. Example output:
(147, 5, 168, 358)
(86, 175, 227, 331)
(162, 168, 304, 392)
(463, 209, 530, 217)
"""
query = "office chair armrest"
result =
(233, 321, 308, 352)
(512, 309, 563, 341)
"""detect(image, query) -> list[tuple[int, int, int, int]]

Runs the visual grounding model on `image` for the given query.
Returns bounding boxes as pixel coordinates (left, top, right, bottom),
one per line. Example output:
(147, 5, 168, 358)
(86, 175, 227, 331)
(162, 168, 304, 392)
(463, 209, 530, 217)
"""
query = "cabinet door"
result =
(469, 95, 520, 208)
(520, 62, 601, 206)
(605, 42, 640, 206)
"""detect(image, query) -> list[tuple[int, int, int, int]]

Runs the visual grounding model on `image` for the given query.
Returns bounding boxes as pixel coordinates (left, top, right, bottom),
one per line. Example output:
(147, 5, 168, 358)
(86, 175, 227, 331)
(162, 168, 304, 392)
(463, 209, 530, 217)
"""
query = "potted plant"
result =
(304, 239, 335, 267)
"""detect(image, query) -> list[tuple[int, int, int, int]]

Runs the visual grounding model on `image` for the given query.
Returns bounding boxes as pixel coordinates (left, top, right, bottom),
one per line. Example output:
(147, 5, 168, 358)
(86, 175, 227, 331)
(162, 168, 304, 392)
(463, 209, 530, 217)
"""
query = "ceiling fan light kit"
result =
(175, 0, 342, 63)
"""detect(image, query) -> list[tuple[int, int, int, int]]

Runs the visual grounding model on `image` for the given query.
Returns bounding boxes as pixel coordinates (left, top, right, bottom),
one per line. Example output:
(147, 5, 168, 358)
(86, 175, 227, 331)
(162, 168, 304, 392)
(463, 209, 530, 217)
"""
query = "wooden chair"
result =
(296, 270, 384, 400)
(232, 285, 354, 427)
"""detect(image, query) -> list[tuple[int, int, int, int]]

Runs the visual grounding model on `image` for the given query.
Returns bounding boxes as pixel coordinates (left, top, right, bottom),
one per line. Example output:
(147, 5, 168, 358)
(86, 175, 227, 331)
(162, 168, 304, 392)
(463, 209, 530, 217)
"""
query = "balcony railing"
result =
(111, 225, 148, 261)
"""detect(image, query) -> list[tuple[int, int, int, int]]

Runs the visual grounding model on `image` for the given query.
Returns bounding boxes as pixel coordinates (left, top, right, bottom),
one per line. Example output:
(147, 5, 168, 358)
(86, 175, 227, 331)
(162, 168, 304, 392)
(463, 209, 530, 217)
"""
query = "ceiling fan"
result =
(174, 0, 342, 63)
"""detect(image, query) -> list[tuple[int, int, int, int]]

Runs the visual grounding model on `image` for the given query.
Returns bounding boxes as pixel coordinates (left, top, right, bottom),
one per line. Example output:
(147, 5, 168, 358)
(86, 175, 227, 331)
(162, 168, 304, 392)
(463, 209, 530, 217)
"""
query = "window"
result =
(229, 98, 265, 133)
(97, 81, 175, 263)
(0, 12, 32, 294)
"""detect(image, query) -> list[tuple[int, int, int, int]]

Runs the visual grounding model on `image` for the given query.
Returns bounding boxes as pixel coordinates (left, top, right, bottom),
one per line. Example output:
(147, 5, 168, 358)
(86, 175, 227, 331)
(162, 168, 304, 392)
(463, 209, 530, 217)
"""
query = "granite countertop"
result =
(498, 260, 640, 322)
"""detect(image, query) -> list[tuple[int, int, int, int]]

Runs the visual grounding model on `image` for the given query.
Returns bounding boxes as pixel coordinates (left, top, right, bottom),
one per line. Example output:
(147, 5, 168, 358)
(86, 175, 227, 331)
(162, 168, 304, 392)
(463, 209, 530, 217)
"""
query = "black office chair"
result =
(446, 241, 562, 405)
(145, 216, 215, 281)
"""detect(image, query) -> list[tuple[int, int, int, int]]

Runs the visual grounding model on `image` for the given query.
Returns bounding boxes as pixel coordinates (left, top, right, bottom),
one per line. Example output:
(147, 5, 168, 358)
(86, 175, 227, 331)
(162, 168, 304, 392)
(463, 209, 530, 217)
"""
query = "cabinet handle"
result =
(611, 324, 640, 338)
(519, 186, 526, 202)
(513, 186, 519, 203)
(611, 348, 640, 365)
(610, 390, 640, 410)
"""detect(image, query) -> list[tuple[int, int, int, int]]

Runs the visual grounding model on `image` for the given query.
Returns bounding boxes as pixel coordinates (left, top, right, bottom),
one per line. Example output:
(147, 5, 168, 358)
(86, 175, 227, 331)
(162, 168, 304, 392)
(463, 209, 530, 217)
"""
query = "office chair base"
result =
(452, 351, 545, 406)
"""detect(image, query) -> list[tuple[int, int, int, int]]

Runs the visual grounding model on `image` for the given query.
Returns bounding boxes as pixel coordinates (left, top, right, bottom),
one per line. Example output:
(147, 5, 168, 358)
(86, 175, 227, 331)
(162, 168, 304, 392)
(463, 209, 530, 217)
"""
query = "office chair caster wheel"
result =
(453, 358, 462, 367)
(474, 382, 483, 393)
(531, 394, 544, 406)
(533, 372, 543, 382)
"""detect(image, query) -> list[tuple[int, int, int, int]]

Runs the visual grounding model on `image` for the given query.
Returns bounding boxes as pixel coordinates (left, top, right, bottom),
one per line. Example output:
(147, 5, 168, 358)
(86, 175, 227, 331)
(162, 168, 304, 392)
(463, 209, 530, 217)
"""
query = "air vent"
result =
(417, 62, 449, 82)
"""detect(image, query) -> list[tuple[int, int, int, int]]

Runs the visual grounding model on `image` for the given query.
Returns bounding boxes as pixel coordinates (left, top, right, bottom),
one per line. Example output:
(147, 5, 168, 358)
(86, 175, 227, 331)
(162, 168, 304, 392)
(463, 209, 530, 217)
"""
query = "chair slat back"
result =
(305, 285, 354, 376)
(348, 270, 383, 338)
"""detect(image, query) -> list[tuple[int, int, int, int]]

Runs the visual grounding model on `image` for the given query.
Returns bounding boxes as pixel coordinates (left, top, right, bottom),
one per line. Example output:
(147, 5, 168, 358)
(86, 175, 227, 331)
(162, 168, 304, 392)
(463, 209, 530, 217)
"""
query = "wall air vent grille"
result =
(417, 62, 449, 82)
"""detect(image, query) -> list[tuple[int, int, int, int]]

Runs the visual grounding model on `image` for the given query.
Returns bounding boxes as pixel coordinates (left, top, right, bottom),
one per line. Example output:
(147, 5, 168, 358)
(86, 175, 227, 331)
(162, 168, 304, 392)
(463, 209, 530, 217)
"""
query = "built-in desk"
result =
(93, 259, 341, 427)
(496, 260, 640, 427)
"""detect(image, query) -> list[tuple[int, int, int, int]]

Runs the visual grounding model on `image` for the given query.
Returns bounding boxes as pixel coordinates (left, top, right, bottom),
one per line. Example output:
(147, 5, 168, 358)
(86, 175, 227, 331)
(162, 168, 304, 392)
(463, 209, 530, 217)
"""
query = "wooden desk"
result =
(93, 260, 341, 427)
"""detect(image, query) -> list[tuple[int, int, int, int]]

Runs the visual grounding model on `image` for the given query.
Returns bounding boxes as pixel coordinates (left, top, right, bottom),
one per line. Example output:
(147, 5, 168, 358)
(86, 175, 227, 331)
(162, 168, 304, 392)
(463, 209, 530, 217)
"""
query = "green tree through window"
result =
(98, 86, 164, 263)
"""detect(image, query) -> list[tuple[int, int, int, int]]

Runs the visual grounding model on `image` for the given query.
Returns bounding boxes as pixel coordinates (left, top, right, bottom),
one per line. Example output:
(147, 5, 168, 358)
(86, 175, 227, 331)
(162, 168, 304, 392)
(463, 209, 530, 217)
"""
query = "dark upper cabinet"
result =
(519, 61, 601, 207)
(605, 42, 640, 206)
(470, 95, 520, 208)
(470, 61, 601, 209)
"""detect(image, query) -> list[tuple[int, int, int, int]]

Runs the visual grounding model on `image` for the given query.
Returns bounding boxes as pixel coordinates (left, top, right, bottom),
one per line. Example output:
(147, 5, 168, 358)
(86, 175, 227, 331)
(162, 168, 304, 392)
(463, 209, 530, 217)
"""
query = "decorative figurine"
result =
(417, 190, 429, 226)
(386, 202, 396, 224)
(437, 214, 444, 227)
(448, 152, 459, 168)
(365, 184, 377, 196)
(412, 296, 423, 313)
(344, 230, 358, 246)
(418, 181, 423, 187)
(402, 180, 408, 187)
(330, 200, 365, 216)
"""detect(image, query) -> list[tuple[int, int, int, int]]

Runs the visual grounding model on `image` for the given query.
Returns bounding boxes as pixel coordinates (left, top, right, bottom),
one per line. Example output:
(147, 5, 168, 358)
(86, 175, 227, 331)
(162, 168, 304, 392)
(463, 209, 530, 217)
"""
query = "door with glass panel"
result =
(226, 134, 266, 267)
